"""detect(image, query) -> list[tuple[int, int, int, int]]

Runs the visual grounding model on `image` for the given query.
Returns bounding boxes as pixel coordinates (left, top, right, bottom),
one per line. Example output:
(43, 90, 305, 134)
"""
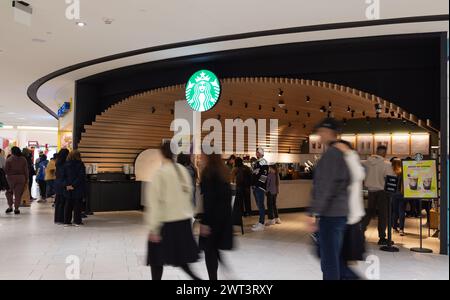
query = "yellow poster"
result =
(402, 160, 437, 199)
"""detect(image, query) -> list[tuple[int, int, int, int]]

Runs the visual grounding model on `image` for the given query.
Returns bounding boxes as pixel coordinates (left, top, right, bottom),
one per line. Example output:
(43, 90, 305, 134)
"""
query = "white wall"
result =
(0, 128, 57, 149)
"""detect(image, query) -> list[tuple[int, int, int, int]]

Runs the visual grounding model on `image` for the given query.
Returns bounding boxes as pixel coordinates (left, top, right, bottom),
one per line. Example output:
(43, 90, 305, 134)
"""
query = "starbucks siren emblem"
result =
(185, 70, 221, 112)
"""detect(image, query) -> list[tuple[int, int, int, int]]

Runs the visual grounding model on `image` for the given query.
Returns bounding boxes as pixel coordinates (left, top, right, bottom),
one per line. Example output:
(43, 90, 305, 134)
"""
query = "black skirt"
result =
(147, 219, 199, 267)
(342, 222, 366, 261)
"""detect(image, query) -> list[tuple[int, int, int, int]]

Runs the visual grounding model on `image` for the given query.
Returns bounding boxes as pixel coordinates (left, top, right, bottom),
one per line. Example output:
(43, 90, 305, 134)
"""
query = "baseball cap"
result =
(314, 118, 342, 133)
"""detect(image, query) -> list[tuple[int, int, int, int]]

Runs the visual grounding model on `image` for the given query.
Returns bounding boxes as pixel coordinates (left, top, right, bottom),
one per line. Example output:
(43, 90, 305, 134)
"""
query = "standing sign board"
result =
(402, 160, 438, 199)
(384, 175, 399, 193)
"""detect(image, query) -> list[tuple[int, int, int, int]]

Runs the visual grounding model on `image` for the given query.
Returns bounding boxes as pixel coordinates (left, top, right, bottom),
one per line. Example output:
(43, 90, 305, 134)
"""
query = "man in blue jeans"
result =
(251, 148, 268, 232)
(307, 118, 350, 280)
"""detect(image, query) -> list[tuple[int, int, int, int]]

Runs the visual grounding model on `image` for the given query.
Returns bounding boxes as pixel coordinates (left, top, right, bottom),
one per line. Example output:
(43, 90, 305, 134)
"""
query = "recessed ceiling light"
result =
(32, 38, 46, 43)
(76, 21, 87, 27)
(102, 18, 114, 25)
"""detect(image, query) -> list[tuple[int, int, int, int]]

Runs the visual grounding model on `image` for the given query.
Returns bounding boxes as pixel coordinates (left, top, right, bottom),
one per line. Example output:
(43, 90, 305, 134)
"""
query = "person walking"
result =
(54, 149, 69, 225)
(266, 164, 281, 226)
(199, 153, 233, 280)
(177, 153, 198, 208)
(36, 154, 48, 202)
(0, 149, 6, 169)
(391, 159, 406, 236)
(145, 141, 200, 280)
(334, 140, 366, 280)
(361, 145, 394, 245)
(63, 150, 86, 227)
(251, 148, 268, 232)
(22, 148, 35, 202)
(45, 153, 57, 199)
(307, 118, 350, 280)
(4, 147, 29, 215)
(234, 157, 252, 217)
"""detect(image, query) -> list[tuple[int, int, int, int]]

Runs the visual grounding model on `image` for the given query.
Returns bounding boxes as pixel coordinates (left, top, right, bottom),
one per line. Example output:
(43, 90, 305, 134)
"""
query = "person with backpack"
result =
(36, 154, 48, 202)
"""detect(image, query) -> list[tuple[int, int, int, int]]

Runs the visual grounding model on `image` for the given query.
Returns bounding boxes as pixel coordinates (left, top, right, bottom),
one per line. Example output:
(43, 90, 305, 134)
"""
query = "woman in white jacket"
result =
(334, 140, 366, 280)
(145, 141, 201, 280)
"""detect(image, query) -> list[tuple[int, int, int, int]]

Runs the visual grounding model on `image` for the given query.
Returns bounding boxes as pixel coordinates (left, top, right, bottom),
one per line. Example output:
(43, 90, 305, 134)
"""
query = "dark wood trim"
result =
(439, 32, 448, 255)
(26, 14, 449, 119)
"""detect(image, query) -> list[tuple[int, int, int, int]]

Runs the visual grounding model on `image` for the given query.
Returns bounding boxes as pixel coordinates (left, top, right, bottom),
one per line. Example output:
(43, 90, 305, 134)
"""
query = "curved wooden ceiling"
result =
(78, 77, 431, 172)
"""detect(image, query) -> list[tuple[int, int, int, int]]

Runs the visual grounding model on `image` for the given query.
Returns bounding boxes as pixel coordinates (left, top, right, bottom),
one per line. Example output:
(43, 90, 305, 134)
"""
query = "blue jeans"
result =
(46, 180, 55, 198)
(319, 216, 347, 280)
(253, 187, 265, 224)
(392, 193, 406, 230)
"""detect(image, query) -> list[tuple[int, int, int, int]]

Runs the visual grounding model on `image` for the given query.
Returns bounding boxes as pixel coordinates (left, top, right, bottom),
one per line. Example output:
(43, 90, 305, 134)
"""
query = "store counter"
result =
(249, 179, 312, 212)
(86, 173, 141, 213)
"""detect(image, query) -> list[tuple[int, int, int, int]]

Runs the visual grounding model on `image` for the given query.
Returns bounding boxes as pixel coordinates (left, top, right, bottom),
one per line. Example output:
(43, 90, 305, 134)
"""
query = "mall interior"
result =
(0, 1, 449, 281)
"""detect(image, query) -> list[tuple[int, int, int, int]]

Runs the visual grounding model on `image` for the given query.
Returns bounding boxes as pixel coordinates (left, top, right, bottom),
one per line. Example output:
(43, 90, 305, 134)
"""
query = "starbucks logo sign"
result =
(185, 70, 221, 112)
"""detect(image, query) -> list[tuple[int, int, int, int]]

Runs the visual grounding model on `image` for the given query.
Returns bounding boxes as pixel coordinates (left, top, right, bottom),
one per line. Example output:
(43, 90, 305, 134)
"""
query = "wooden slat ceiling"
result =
(78, 77, 428, 173)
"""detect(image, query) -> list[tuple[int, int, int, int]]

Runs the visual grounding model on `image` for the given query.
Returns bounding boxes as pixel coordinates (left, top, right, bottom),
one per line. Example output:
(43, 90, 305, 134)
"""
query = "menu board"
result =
(309, 135, 324, 154)
(356, 135, 373, 155)
(392, 134, 410, 155)
(410, 134, 430, 155)
(374, 135, 391, 154)
(402, 160, 438, 199)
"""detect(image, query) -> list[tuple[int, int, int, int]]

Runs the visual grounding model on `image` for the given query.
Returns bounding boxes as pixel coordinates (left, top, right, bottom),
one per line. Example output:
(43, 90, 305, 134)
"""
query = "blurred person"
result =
(391, 159, 406, 236)
(266, 164, 281, 225)
(22, 148, 36, 201)
(4, 146, 29, 214)
(177, 153, 198, 208)
(45, 153, 57, 199)
(234, 157, 252, 217)
(251, 148, 268, 232)
(334, 140, 366, 280)
(34, 151, 44, 172)
(307, 118, 350, 280)
(361, 145, 394, 245)
(54, 149, 69, 225)
(226, 155, 236, 172)
(200, 153, 233, 280)
(0, 149, 8, 192)
(36, 154, 48, 202)
(63, 150, 86, 227)
(0, 148, 6, 169)
(145, 141, 200, 280)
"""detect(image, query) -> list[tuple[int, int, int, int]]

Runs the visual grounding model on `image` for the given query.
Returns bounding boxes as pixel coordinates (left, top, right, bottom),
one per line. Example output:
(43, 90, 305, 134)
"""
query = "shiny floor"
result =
(0, 193, 447, 280)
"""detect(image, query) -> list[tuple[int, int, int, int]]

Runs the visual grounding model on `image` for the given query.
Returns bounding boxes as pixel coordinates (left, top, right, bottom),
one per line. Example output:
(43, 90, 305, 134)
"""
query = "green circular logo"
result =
(185, 70, 221, 112)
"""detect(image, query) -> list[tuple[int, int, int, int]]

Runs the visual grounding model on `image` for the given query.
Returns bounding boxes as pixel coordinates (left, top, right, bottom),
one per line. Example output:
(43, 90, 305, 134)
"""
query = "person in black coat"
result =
(54, 149, 69, 224)
(22, 148, 36, 201)
(62, 150, 86, 227)
(200, 153, 234, 280)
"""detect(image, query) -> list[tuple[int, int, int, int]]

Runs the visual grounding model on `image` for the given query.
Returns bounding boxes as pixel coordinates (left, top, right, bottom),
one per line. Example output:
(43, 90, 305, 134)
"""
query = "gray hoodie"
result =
(362, 155, 394, 191)
(311, 146, 350, 217)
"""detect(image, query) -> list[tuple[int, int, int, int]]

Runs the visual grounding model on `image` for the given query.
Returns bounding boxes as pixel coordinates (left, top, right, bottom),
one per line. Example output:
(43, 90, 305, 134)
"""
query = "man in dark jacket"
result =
(308, 118, 350, 280)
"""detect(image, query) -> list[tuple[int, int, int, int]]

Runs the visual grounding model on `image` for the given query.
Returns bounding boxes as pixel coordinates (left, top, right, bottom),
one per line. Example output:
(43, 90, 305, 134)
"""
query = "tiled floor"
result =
(0, 194, 447, 280)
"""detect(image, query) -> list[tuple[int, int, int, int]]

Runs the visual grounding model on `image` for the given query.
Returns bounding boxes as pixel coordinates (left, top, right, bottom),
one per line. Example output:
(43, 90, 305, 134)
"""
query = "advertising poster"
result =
(392, 134, 410, 155)
(374, 134, 391, 154)
(356, 135, 373, 155)
(402, 160, 437, 199)
(309, 135, 324, 154)
(410, 134, 430, 155)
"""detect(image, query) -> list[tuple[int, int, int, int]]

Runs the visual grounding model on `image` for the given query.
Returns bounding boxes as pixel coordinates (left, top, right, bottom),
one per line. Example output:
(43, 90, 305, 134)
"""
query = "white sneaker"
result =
(251, 223, 265, 232)
(266, 219, 276, 226)
(275, 218, 282, 224)
(251, 223, 259, 228)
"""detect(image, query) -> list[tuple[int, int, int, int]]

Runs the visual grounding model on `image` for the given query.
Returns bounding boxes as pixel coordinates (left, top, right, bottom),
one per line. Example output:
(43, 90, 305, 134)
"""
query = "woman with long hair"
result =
(391, 159, 406, 236)
(266, 164, 281, 225)
(200, 153, 233, 280)
(145, 141, 200, 280)
(54, 149, 69, 224)
(62, 150, 86, 227)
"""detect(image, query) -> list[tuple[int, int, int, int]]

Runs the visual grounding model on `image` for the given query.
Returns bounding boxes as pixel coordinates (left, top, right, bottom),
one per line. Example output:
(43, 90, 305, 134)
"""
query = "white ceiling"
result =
(0, 0, 448, 127)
